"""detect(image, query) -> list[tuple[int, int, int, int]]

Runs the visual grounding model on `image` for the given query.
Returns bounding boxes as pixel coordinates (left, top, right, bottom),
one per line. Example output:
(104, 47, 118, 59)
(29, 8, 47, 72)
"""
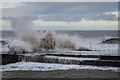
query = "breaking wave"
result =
(1, 17, 118, 53)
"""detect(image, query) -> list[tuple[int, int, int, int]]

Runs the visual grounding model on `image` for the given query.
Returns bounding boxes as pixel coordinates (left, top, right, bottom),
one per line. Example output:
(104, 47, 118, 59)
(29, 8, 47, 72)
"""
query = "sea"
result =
(1, 30, 119, 56)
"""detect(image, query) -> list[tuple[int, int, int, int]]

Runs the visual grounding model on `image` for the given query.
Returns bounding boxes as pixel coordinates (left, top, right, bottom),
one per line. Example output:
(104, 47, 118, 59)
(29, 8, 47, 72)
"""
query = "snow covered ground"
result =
(1, 62, 119, 72)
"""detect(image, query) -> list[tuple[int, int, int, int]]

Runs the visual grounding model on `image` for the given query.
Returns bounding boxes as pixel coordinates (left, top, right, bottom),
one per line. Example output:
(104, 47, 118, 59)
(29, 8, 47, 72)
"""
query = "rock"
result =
(101, 38, 120, 44)
(0, 40, 9, 45)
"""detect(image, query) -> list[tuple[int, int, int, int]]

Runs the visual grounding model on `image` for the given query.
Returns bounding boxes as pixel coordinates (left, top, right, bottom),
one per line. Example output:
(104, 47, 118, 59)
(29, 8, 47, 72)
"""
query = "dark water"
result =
(1, 30, 118, 39)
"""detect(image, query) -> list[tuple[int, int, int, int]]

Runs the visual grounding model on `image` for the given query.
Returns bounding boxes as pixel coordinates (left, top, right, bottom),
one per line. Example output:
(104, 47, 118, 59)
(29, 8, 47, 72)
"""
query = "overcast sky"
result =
(1, 2, 119, 30)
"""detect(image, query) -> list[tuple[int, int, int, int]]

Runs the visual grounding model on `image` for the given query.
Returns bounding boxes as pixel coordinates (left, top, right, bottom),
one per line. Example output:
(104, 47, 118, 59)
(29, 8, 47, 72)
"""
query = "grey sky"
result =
(2, 2, 118, 22)
(2, 0, 120, 2)
(1, 2, 119, 30)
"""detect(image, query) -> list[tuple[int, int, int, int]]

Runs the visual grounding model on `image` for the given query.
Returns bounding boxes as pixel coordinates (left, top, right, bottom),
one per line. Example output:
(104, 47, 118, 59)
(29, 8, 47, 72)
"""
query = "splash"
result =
(7, 17, 118, 53)
(10, 17, 40, 52)
(8, 17, 86, 53)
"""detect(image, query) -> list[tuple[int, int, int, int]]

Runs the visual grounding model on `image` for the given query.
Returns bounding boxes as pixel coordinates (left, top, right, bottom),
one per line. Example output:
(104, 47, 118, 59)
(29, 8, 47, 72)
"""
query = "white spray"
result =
(9, 17, 40, 53)
(7, 17, 118, 53)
